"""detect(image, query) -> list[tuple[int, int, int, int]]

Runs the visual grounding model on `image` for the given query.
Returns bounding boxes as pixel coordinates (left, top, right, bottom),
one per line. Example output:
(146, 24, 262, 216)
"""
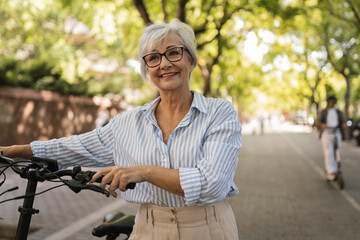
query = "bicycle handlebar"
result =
(0, 152, 136, 196)
(1, 152, 139, 240)
(0, 153, 110, 197)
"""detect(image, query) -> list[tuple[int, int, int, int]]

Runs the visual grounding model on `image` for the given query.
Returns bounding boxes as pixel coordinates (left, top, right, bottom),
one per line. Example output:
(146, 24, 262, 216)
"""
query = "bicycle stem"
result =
(15, 169, 39, 240)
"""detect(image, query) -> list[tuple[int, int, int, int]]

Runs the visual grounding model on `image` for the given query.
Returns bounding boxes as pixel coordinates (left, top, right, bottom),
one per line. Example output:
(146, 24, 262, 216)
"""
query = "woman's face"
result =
(146, 32, 193, 93)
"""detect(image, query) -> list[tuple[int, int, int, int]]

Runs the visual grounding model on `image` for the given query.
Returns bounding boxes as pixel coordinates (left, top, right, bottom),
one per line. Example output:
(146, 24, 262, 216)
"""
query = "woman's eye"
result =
(168, 50, 180, 56)
(148, 55, 159, 62)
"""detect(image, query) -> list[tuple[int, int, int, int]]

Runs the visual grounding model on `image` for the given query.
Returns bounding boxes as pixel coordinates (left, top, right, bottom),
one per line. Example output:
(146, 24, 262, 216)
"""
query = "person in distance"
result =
(316, 95, 346, 181)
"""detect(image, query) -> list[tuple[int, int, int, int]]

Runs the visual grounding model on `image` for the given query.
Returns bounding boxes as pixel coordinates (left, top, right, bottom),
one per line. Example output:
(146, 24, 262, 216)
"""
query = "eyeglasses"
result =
(142, 46, 186, 68)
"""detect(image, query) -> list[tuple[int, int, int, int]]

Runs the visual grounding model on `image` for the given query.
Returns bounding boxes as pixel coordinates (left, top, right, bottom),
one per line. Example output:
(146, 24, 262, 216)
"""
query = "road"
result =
(1, 123, 359, 239)
(229, 123, 360, 240)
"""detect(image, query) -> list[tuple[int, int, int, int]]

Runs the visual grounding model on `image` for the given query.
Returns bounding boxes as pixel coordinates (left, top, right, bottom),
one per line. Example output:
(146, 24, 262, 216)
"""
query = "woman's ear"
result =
(187, 54, 195, 71)
(189, 53, 194, 67)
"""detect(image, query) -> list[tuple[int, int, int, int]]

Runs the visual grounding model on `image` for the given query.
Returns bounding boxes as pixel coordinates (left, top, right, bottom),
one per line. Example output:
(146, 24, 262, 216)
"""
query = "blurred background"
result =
(1, 1, 360, 239)
(0, 0, 359, 144)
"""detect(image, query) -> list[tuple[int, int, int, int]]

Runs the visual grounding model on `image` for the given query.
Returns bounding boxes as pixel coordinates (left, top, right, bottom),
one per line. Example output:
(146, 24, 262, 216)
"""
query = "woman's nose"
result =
(159, 55, 172, 69)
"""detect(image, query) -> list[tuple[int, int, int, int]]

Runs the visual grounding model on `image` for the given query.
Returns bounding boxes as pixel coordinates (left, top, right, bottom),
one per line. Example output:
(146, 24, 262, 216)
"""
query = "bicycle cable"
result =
(0, 160, 68, 204)
(1, 159, 105, 204)
(0, 184, 65, 205)
(0, 186, 19, 197)
(0, 160, 31, 187)
(1, 159, 70, 186)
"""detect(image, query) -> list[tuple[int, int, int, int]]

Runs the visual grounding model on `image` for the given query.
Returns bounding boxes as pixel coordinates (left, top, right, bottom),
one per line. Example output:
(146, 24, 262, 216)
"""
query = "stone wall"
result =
(0, 86, 124, 145)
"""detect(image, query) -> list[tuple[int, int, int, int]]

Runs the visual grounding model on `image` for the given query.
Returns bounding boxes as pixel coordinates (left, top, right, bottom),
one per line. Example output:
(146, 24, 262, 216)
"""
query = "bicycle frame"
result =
(15, 171, 39, 240)
(0, 153, 135, 239)
(0, 156, 61, 240)
(0, 154, 108, 240)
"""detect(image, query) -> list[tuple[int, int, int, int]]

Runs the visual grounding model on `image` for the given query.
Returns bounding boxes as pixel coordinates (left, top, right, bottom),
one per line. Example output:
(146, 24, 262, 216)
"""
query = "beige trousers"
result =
(129, 200, 239, 240)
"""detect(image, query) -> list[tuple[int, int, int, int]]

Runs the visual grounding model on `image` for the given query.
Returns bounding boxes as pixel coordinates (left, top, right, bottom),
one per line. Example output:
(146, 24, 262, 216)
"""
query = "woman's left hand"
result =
(90, 166, 147, 197)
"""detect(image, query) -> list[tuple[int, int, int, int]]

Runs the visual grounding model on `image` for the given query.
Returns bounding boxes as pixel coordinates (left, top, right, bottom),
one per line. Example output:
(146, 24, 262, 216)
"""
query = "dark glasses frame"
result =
(142, 46, 187, 68)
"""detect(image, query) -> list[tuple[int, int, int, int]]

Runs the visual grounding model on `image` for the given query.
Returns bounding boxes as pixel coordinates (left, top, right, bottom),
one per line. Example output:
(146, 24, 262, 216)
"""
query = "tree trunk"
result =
(200, 65, 212, 97)
(176, 0, 188, 22)
(344, 74, 351, 121)
(132, 0, 152, 24)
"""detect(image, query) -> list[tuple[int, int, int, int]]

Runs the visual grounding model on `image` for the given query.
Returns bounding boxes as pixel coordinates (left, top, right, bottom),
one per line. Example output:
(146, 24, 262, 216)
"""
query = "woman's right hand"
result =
(0, 144, 33, 159)
(90, 166, 147, 197)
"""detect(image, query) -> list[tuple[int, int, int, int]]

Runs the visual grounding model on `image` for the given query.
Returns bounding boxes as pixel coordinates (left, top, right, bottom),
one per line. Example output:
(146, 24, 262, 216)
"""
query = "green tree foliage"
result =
(317, 0, 360, 120)
(0, 0, 359, 120)
(0, 0, 146, 97)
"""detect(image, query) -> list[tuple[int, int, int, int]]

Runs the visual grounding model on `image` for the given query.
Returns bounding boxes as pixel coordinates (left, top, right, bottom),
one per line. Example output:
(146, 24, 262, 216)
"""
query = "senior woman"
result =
(1, 19, 242, 239)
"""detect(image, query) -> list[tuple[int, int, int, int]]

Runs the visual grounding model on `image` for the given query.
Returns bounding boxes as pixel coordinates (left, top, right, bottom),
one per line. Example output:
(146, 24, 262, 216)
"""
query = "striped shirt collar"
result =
(135, 90, 208, 116)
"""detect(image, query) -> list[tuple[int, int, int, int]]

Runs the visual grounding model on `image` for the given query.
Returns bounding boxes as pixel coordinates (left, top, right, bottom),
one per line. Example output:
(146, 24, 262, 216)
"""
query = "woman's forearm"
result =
(91, 165, 185, 198)
(144, 166, 184, 196)
(0, 144, 33, 159)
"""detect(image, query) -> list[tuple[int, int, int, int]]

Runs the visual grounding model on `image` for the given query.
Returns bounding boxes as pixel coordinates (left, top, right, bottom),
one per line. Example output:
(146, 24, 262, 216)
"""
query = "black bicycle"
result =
(92, 211, 135, 240)
(0, 152, 135, 240)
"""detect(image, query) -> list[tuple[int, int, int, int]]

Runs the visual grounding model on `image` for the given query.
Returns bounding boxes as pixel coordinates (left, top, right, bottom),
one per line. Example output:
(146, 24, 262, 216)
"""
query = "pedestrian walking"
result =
(316, 95, 347, 180)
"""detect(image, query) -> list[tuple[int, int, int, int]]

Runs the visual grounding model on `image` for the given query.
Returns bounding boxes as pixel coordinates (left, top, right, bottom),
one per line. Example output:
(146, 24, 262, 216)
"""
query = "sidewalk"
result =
(342, 138, 360, 153)
(0, 168, 139, 240)
(230, 129, 360, 240)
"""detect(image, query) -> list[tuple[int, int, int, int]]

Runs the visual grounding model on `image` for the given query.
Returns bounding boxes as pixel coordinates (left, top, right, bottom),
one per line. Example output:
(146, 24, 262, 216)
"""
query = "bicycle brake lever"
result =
(63, 179, 110, 197)
(84, 184, 110, 197)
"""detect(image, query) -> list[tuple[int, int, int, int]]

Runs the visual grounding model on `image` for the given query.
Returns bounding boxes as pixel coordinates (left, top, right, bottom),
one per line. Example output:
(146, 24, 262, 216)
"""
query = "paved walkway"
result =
(1, 122, 359, 239)
(230, 123, 360, 240)
(0, 169, 139, 240)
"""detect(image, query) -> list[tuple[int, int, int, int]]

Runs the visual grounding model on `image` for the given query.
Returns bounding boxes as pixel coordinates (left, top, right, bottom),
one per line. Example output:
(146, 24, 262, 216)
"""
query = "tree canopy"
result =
(1, 0, 359, 120)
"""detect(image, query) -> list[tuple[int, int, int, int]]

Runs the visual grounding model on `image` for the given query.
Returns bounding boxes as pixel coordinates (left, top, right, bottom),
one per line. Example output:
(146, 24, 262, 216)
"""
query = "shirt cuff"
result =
(179, 168, 202, 206)
(30, 141, 46, 157)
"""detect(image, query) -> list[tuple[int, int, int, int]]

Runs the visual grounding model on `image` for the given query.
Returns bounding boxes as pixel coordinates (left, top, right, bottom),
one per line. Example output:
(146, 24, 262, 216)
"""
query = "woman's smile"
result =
(159, 72, 178, 78)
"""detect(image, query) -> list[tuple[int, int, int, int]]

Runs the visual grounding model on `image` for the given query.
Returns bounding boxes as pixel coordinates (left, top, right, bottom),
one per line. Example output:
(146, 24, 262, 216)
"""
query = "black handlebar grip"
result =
(90, 173, 136, 189)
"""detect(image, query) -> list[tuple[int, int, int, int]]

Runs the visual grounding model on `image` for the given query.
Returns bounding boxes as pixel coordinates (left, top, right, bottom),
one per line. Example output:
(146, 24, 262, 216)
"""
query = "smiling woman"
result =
(0, 19, 242, 240)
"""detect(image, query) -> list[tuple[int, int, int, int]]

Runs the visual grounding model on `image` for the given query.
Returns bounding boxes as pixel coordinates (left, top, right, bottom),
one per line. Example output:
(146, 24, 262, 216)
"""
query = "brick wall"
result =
(0, 86, 124, 145)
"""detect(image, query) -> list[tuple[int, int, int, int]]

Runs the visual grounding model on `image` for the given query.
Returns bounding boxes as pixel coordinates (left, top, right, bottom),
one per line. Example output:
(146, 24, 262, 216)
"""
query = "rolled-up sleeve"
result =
(179, 168, 202, 206)
(179, 101, 242, 206)
(30, 121, 115, 168)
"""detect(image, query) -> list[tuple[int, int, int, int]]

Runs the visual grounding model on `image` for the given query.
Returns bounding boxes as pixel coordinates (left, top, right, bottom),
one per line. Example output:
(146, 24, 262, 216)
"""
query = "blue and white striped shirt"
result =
(31, 90, 242, 207)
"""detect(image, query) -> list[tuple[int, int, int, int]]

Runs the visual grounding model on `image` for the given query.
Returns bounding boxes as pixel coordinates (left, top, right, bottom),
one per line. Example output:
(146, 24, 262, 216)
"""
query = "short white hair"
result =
(137, 19, 198, 81)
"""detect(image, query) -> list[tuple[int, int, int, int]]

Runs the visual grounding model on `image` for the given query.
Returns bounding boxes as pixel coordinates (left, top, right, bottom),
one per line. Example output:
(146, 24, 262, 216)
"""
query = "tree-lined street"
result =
(1, 123, 359, 239)
(1, 0, 360, 239)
